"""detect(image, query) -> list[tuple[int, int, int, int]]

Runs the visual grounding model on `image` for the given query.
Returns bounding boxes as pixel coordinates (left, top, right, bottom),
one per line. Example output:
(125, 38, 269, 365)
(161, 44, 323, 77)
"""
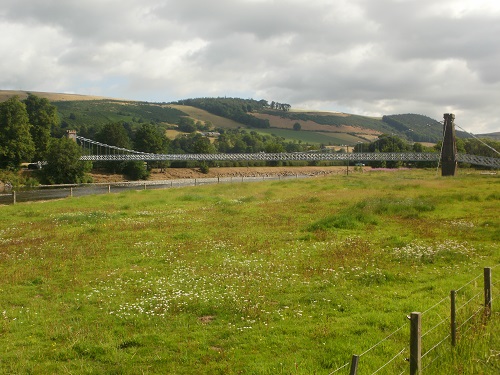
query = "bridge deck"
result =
(78, 152, 499, 168)
(74, 136, 499, 168)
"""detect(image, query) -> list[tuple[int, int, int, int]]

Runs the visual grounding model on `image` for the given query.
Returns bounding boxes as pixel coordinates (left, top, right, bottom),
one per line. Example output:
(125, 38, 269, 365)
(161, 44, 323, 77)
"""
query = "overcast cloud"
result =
(1, 0, 499, 133)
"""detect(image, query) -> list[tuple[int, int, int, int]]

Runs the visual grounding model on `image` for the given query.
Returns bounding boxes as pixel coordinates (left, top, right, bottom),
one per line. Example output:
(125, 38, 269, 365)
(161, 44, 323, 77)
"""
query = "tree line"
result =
(172, 97, 293, 129)
(353, 134, 500, 168)
(0, 94, 92, 184)
(0, 94, 314, 186)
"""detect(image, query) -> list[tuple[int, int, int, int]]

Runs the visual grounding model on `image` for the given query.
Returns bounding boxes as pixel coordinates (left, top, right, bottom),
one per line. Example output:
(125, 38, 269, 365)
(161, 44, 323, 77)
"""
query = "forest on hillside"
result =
(174, 97, 272, 129)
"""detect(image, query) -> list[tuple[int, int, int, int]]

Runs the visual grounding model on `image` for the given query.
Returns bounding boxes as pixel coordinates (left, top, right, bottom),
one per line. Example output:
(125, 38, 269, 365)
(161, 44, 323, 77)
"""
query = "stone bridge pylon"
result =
(441, 113, 457, 176)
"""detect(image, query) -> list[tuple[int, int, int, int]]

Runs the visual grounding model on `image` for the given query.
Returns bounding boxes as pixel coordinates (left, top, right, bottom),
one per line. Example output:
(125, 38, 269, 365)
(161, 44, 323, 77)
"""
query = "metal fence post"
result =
(451, 290, 457, 346)
(410, 312, 422, 375)
(484, 267, 492, 317)
(349, 354, 359, 375)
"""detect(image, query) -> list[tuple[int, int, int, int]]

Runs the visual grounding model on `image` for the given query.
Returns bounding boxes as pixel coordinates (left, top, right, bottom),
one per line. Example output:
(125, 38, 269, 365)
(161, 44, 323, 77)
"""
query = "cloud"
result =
(1, 0, 499, 133)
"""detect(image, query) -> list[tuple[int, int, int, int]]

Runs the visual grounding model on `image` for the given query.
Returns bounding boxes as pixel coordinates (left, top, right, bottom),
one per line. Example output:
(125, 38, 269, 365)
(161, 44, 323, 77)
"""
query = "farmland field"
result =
(0, 169, 498, 374)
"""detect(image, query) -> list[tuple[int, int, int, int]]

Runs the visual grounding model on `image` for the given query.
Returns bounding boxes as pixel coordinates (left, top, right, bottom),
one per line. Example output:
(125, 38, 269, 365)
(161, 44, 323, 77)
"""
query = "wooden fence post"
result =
(12, 191, 16, 205)
(410, 312, 422, 375)
(451, 290, 457, 346)
(108, 184, 111, 193)
(70, 187, 73, 197)
(349, 354, 359, 375)
(484, 267, 492, 317)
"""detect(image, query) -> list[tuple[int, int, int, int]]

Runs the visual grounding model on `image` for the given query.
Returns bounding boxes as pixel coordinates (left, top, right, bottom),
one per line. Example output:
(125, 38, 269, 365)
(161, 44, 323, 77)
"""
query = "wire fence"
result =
(329, 267, 496, 374)
(0, 174, 308, 205)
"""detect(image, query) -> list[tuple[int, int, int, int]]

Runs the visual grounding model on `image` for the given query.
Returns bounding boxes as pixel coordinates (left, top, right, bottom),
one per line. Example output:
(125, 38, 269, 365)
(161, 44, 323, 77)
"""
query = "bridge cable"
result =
(436, 121, 446, 175)
(455, 124, 500, 156)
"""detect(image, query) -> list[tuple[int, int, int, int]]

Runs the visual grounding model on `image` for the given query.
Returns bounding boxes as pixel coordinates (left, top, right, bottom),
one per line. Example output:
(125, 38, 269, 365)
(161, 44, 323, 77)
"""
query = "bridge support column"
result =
(441, 113, 457, 176)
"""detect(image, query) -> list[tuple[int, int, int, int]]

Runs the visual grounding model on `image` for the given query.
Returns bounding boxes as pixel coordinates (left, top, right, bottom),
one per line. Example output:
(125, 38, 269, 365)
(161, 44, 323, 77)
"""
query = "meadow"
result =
(0, 169, 498, 374)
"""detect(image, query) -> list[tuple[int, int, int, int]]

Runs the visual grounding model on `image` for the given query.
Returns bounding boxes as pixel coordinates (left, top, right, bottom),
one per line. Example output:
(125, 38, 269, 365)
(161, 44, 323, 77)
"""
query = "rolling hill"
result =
(1, 90, 495, 146)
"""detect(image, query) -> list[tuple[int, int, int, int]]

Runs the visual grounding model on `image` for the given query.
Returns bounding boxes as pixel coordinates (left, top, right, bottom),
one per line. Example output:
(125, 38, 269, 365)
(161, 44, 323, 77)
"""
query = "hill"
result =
(2, 90, 497, 145)
(168, 104, 243, 129)
(0, 90, 111, 102)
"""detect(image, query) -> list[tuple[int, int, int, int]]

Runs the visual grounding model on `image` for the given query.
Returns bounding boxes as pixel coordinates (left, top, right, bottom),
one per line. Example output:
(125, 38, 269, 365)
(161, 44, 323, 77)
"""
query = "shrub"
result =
(122, 161, 149, 180)
(199, 162, 210, 174)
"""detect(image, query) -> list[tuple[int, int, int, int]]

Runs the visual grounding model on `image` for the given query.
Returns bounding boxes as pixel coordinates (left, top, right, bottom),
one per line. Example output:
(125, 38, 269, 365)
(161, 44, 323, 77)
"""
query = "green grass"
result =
(0, 169, 498, 374)
(54, 100, 186, 130)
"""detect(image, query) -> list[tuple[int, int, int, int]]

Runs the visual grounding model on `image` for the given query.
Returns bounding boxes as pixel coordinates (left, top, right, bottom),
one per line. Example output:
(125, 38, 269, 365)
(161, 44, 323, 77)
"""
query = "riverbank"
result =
(91, 166, 354, 183)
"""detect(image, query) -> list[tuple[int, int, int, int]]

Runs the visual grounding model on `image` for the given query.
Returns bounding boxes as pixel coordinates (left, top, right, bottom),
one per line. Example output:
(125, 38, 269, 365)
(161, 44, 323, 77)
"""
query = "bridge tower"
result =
(66, 130, 77, 142)
(441, 113, 457, 176)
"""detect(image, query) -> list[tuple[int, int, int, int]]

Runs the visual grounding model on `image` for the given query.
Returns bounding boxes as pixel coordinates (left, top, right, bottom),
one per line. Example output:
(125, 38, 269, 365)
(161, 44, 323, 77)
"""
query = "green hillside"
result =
(171, 97, 447, 144)
(52, 99, 446, 145)
(53, 100, 186, 137)
(382, 114, 443, 142)
(3, 90, 495, 146)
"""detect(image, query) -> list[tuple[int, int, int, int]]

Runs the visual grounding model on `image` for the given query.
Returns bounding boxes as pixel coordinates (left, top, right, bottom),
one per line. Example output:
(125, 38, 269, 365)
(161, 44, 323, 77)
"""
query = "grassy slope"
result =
(0, 170, 498, 374)
(0, 90, 112, 102)
(54, 100, 186, 130)
(168, 104, 244, 129)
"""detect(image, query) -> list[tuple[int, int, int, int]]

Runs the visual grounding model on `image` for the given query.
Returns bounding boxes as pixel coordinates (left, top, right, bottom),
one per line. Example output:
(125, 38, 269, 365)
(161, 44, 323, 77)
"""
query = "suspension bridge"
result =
(68, 114, 500, 172)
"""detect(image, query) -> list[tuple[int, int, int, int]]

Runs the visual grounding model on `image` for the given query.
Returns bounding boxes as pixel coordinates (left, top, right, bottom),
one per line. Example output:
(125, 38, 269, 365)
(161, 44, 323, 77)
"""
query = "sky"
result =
(1, 0, 500, 134)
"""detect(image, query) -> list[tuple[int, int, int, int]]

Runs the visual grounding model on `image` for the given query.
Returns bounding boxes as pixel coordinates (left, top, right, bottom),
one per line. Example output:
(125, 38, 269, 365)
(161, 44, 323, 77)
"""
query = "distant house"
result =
(201, 132, 221, 138)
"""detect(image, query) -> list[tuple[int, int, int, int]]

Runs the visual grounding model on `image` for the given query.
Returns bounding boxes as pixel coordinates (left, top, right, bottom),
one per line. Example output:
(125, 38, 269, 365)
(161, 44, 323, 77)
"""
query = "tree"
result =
(293, 122, 301, 131)
(265, 143, 285, 153)
(95, 122, 132, 173)
(24, 93, 59, 160)
(134, 123, 170, 170)
(177, 117, 197, 133)
(134, 123, 169, 154)
(96, 122, 132, 149)
(40, 137, 92, 184)
(122, 161, 149, 180)
(192, 135, 216, 154)
(0, 97, 35, 170)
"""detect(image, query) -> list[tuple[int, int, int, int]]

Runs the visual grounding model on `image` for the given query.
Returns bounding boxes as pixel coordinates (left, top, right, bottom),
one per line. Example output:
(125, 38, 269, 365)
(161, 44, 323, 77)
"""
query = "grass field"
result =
(0, 169, 498, 374)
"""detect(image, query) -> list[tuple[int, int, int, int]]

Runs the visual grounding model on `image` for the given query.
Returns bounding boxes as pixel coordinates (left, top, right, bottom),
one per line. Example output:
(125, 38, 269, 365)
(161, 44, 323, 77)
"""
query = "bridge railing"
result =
(456, 154, 500, 168)
(75, 134, 499, 168)
(80, 152, 442, 163)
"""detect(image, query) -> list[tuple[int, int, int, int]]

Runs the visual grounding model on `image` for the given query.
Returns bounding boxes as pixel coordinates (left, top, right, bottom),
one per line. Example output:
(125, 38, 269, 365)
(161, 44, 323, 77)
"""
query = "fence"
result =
(0, 174, 306, 205)
(329, 267, 497, 374)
